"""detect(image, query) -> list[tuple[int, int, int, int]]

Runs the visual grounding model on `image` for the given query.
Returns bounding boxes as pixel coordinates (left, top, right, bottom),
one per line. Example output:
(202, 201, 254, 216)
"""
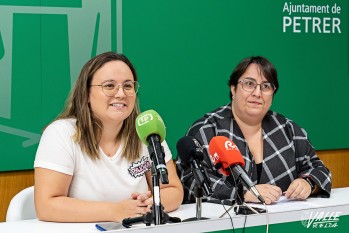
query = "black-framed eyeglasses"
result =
(238, 78, 276, 95)
(90, 80, 140, 97)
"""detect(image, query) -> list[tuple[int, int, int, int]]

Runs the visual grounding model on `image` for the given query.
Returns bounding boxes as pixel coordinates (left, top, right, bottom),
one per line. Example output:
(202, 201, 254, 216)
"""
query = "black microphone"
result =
(176, 136, 213, 197)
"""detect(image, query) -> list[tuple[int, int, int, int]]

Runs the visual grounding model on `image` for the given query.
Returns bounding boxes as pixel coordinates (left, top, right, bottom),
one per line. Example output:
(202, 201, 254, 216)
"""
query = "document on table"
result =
(249, 196, 321, 213)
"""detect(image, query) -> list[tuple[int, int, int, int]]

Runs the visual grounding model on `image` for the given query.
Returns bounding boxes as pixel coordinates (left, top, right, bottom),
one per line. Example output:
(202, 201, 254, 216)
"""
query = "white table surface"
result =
(1, 187, 348, 233)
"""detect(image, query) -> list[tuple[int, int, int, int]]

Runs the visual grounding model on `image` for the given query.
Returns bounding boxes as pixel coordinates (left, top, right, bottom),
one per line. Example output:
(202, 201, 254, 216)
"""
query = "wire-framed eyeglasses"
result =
(238, 78, 276, 95)
(90, 80, 140, 97)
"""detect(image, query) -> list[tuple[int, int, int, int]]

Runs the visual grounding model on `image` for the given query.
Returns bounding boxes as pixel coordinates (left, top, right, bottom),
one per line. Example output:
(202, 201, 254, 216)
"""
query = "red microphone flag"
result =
(208, 136, 245, 176)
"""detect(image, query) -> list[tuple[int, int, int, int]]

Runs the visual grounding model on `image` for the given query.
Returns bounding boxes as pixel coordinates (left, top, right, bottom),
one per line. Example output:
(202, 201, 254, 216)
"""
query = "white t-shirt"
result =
(34, 118, 172, 202)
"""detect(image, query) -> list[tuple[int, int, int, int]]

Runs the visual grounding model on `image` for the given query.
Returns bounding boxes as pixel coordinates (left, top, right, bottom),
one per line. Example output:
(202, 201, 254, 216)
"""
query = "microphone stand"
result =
(150, 162, 166, 225)
(147, 136, 168, 225)
(220, 180, 265, 217)
(183, 186, 209, 222)
(122, 143, 181, 227)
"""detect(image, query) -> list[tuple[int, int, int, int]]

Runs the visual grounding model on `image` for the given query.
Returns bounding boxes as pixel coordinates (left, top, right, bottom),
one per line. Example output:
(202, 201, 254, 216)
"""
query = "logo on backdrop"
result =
(282, 1, 343, 33)
(301, 211, 341, 228)
(0, 1, 119, 171)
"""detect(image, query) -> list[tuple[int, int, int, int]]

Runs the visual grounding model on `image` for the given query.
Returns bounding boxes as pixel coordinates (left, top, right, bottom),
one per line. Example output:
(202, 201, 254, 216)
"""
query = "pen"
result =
(95, 224, 107, 231)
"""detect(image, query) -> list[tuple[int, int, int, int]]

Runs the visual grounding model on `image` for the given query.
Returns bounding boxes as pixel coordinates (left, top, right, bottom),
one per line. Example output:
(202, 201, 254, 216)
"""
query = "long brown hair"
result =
(57, 52, 142, 161)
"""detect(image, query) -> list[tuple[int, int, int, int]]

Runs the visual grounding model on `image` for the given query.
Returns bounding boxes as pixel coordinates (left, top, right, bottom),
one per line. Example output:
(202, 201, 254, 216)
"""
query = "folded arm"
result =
(35, 168, 152, 222)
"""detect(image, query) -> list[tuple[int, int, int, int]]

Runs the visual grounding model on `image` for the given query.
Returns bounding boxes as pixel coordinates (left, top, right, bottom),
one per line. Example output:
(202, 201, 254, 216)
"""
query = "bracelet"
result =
(303, 177, 316, 192)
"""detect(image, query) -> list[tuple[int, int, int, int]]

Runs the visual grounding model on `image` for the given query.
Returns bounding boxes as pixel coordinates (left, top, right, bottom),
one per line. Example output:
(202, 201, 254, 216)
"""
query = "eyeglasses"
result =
(90, 80, 140, 97)
(238, 78, 276, 95)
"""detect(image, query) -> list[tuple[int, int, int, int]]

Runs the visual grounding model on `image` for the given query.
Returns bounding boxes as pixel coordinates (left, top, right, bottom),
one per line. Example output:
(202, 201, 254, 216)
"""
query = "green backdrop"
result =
(0, 0, 348, 171)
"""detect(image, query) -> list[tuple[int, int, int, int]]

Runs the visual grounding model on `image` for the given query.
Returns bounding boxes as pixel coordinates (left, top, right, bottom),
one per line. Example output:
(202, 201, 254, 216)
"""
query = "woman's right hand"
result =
(244, 184, 282, 205)
(113, 191, 153, 222)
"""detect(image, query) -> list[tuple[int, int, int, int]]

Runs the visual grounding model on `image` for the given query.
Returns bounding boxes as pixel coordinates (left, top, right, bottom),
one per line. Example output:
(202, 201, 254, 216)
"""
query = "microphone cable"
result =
(263, 202, 269, 233)
(205, 160, 235, 232)
(228, 165, 269, 233)
(211, 191, 235, 233)
(214, 164, 269, 233)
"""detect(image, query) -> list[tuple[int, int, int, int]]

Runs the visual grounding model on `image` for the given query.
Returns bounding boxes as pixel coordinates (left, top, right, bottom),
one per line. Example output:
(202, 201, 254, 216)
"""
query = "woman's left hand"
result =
(284, 178, 312, 200)
(130, 191, 153, 210)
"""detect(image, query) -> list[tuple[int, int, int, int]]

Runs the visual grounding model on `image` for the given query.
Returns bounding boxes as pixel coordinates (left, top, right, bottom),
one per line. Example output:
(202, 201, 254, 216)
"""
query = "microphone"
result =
(176, 136, 213, 197)
(136, 110, 168, 184)
(208, 136, 265, 204)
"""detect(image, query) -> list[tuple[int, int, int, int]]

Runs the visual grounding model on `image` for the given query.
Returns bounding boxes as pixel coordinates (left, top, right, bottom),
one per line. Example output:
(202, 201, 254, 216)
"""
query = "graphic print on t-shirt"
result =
(128, 156, 151, 178)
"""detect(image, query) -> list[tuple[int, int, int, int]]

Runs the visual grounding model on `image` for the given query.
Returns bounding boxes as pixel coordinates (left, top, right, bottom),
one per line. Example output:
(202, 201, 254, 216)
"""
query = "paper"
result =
(248, 196, 321, 213)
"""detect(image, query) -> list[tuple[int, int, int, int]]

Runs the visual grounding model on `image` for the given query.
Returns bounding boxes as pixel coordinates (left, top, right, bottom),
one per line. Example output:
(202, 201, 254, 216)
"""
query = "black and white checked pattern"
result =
(176, 103, 332, 204)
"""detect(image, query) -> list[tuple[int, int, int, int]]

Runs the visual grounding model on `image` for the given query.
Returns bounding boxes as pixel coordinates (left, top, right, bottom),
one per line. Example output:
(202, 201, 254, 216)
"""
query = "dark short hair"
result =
(228, 56, 279, 99)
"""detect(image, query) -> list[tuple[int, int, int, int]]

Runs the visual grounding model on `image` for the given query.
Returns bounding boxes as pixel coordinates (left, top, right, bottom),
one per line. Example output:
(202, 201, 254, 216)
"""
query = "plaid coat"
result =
(176, 103, 332, 204)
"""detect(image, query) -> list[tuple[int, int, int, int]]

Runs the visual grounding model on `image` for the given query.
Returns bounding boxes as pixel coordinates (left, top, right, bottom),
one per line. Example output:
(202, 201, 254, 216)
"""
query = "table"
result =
(1, 188, 348, 233)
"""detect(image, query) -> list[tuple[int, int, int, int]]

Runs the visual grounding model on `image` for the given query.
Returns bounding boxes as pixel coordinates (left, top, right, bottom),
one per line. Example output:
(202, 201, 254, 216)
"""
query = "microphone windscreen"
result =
(135, 110, 166, 145)
(208, 136, 245, 176)
(176, 136, 204, 163)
